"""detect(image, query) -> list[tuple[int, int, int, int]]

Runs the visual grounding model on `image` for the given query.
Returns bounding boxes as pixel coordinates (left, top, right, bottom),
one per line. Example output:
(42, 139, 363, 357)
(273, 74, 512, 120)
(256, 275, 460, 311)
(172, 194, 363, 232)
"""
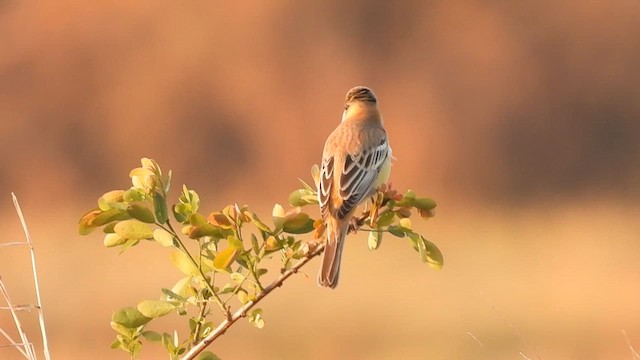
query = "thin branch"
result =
(0, 328, 28, 358)
(12, 193, 51, 360)
(0, 277, 35, 359)
(0, 242, 29, 247)
(0, 304, 39, 311)
(180, 242, 326, 360)
(479, 289, 540, 360)
(622, 330, 640, 360)
(466, 332, 501, 360)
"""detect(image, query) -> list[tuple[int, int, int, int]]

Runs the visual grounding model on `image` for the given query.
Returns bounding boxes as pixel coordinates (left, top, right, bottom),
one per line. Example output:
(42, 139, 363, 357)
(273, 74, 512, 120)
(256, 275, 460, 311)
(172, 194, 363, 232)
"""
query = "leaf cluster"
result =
(78, 158, 441, 359)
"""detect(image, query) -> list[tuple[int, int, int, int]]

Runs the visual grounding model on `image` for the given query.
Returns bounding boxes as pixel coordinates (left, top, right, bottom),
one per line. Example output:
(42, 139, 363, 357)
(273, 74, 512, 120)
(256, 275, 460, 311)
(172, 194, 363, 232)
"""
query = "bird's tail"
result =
(318, 218, 348, 289)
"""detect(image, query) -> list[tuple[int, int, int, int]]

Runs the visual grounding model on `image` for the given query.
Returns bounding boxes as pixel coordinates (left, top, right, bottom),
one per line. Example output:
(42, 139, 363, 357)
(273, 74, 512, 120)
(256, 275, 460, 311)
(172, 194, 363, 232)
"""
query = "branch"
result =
(180, 242, 326, 360)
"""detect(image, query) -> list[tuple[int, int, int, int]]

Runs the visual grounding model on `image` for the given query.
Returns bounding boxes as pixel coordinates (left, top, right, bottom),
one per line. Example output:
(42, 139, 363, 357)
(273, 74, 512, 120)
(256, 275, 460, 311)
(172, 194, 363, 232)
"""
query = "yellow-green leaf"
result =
(227, 235, 244, 250)
(213, 246, 238, 271)
(249, 308, 265, 329)
(414, 197, 437, 210)
(112, 307, 151, 329)
(423, 237, 444, 270)
(153, 229, 175, 247)
(368, 230, 383, 250)
(114, 219, 153, 240)
(288, 189, 318, 207)
(311, 164, 320, 189)
(283, 211, 314, 234)
(272, 203, 286, 232)
(127, 204, 156, 224)
(376, 210, 395, 227)
(98, 190, 125, 211)
(399, 218, 412, 230)
(104, 233, 126, 247)
(170, 251, 199, 276)
(169, 276, 193, 300)
(137, 300, 176, 318)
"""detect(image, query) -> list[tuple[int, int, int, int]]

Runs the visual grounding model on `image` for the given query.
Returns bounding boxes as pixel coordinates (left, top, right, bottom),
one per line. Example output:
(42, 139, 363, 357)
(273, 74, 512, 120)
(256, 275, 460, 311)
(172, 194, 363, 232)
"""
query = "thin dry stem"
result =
(0, 277, 34, 359)
(180, 242, 326, 360)
(0, 327, 28, 357)
(466, 332, 501, 360)
(622, 330, 640, 360)
(12, 193, 51, 360)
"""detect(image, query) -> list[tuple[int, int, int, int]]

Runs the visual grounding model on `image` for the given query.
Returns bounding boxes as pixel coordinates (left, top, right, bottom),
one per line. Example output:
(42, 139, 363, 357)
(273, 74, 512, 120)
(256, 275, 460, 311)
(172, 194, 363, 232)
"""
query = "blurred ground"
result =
(1, 1, 640, 359)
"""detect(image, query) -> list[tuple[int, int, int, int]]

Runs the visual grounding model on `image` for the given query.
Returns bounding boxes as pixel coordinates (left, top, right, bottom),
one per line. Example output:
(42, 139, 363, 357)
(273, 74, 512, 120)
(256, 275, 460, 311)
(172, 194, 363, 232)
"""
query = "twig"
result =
(0, 242, 29, 247)
(12, 193, 51, 360)
(0, 277, 34, 359)
(180, 242, 326, 360)
(0, 324, 28, 358)
(622, 330, 640, 360)
(479, 290, 540, 360)
(466, 332, 501, 360)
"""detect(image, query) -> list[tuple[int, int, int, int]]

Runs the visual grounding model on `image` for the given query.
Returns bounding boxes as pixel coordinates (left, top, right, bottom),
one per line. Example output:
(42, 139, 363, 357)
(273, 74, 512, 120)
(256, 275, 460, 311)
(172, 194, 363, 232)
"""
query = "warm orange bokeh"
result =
(1, 1, 639, 359)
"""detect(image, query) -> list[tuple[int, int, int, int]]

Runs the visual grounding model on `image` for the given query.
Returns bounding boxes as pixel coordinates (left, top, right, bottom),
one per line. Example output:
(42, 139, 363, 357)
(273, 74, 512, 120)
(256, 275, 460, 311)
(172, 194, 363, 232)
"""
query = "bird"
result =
(317, 86, 392, 289)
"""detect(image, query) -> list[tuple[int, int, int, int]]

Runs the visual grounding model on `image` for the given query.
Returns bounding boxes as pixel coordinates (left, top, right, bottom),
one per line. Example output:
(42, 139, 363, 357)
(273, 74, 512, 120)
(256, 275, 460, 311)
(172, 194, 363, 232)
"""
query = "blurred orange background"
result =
(1, 1, 640, 359)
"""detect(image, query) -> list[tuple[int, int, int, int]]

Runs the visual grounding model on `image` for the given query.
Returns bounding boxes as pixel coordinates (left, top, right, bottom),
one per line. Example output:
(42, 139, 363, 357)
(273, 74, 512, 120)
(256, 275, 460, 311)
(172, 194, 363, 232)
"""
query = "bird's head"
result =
(344, 86, 377, 110)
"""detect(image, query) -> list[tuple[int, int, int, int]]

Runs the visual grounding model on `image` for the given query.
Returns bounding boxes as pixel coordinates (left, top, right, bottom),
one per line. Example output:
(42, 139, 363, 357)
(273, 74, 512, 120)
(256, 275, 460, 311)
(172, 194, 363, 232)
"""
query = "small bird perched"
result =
(317, 86, 392, 288)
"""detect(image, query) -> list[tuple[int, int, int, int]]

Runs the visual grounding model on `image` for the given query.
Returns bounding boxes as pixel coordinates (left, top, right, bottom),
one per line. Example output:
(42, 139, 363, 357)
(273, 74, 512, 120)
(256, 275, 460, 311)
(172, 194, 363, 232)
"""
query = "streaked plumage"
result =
(317, 86, 392, 288)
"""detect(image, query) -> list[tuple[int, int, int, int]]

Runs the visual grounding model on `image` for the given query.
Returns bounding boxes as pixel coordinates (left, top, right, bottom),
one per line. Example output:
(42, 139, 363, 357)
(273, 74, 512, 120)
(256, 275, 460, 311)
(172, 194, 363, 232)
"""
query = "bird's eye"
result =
(344, 104, 350, 110)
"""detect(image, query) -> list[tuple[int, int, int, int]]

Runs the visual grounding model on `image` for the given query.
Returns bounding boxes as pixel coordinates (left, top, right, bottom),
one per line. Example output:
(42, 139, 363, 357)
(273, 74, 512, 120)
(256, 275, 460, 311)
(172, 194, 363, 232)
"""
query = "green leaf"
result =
(218, 283, 236, 294)
(110, 321, 134, 336)
(227, 235, 244, 250)
(142, 331, 162, 342)
(414, 197, 437, 210)
(114, 219, 153, 240)
(127, 204, 156, 224)
(153, 229, 176, 247)
(161, 288, 186, 302)
(112, 307, 152, 328)
(376, 210, 395, 227)
(250, 234, 260, 255)
(153, 191, 168, 224)
(422, 237, 444, 270)
(188, 223, 226, 239)
(98, 190, 125, 211)
(213, 246, 238, 271)
(288, 189, 318, 207)
(103, 222, 117, 234)
(396, 190, 416, 207)
(387, 225, 406, 238)
(137, 300, 176, 318)
(283, 212, 314, 234)
(250, 213, 272, 233)
(123, 188, 146, 202)
(368, 230, 383, 250)
(197, 351, 222, 360)
(256, 268, 268, 278)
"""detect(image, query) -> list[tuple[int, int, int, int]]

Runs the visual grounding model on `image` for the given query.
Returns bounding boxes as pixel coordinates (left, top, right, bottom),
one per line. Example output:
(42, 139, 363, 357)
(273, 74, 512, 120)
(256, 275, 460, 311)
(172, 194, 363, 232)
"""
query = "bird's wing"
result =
(318, 155, 334, 220)
(337, 135, 390, 219)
